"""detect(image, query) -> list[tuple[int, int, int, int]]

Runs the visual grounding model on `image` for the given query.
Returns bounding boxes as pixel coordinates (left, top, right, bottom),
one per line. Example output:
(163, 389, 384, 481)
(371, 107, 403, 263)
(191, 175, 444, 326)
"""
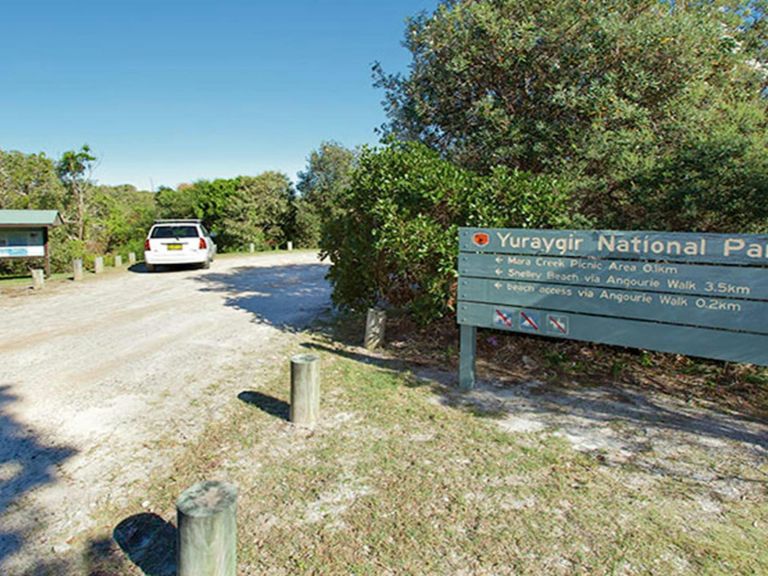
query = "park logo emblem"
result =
(472, 232, 490, 247)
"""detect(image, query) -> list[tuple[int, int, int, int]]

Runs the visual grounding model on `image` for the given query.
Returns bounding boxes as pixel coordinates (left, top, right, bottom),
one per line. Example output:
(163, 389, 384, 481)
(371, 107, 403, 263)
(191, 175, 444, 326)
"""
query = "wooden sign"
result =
(457, 228, 768, 389)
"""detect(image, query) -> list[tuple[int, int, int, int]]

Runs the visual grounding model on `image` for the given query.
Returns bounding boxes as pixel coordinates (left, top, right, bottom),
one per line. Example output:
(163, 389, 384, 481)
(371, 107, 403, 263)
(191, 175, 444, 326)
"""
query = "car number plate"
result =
(166, 244, 183, 251)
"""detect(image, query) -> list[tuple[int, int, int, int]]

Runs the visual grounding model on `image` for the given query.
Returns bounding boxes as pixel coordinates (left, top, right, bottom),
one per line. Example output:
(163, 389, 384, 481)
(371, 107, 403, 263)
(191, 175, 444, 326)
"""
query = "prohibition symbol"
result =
(493, 308, 515, 329)
(519, 310, 540, 331)
(546, 314, 569, 335)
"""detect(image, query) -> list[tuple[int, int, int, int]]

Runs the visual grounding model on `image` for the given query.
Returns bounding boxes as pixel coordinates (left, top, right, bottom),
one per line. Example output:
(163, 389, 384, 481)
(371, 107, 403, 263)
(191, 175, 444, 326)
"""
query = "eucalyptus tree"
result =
(57, 145, 96, 240)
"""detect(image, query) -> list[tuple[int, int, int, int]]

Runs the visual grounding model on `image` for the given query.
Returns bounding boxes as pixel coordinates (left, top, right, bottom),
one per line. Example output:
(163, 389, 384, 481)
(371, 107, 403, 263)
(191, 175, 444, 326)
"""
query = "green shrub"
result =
(117, 237, 147, 261)
(49, 231, 87, 272)
(177, 173, 293, 252)
(292, 198, 323, 248)
(321, 141, 569, 323)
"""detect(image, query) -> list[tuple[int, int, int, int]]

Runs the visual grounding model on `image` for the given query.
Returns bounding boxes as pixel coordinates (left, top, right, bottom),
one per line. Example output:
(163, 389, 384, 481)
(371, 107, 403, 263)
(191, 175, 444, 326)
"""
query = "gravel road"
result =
(0, 252, 330, 573)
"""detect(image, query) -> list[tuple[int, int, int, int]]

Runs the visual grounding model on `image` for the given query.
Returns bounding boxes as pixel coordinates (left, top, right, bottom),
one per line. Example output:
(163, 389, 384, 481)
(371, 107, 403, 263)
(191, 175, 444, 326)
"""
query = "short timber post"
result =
(458, 324, 476, 390)
(94, 256, 104, 274)
(128, 252, 137, 265)
(31, 269, 45, 290)
(290, 354, 320, 426)
(287, 241, 293, 251)
(177, 481, 238, 576)
(114, 254, 123, 267)
(364, 308, 386, 350)
(73, 259, 84, 281)
(249, 243, 255, 254)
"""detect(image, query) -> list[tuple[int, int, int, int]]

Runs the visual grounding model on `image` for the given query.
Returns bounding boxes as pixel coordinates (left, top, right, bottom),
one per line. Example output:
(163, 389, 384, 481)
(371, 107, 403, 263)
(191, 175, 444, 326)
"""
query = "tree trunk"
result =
(77, 182, 85, 241)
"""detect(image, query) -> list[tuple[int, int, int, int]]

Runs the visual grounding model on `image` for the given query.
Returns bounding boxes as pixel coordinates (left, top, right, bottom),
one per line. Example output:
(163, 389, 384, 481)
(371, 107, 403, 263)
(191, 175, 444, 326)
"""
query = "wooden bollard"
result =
(94, 256, 104, 274)
(128, 252, 136, 265)
(31, 269, 45, 290)
(177, 481, 238, 576)
(364, 308, 386, 350)
(73, 259, 83, 281)
(248, 243, 255, 253)
(115, 255, 123, 267)
(287, 241, 293, 251)
(290, 354, 320, 426)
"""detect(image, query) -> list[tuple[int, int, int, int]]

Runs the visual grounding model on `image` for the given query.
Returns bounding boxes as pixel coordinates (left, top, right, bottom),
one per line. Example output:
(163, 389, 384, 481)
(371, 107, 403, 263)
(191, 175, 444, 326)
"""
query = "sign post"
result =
(458, 227, 768, 388)
(459, 325, 476, 390)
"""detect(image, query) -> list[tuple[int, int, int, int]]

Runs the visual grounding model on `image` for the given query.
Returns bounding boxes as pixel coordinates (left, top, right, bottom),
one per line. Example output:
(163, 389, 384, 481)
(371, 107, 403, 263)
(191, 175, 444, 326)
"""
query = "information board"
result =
(457, 227, 768, 388)
(0, 228, 45, 258)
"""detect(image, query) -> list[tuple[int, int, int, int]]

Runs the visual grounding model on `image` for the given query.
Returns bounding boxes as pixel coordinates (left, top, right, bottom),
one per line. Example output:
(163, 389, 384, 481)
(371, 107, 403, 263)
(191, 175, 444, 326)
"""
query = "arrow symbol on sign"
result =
(495, 268, 503, 275)
(495, 256, 504, 264)
(494, 282, 502, 289)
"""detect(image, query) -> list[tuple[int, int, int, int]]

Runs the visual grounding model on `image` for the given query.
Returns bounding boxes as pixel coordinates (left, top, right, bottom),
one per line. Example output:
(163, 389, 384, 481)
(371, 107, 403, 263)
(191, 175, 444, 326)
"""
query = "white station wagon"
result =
(143, 220, 216, 272)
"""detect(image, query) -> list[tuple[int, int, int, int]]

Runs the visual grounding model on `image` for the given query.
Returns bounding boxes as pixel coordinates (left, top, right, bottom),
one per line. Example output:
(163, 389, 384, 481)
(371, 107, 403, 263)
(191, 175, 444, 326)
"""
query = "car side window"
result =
(200, 225, 209, 237)
(151, 226, 198, 238)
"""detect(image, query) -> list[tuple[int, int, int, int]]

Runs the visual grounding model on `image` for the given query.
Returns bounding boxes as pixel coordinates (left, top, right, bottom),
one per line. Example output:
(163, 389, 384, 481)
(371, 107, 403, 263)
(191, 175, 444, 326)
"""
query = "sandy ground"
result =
(0, 252, 330, 574)
(413, 365, 768, 517)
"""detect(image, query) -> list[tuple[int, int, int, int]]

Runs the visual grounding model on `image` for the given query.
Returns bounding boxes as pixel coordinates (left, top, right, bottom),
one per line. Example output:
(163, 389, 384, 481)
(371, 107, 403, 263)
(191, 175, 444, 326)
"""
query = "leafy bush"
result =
(292, 197, 323, 248)
(227, 173, 292, 250)
(321, 141, 569, 323)
(49, 232, 87, 272)
(376, 0, 768, 231)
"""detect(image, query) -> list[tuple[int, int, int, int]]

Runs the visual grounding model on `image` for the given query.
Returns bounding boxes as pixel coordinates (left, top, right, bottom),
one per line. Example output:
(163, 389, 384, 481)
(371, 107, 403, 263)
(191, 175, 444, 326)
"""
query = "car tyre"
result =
(146, 263, 156, 273)
(202, 258, 211, 270)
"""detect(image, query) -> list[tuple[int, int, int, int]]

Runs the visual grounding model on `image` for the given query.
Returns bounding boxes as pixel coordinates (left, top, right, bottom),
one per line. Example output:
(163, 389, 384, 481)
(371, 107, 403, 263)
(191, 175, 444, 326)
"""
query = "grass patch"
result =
(69, 325, 768, 576)
(0, 272, 72, 286)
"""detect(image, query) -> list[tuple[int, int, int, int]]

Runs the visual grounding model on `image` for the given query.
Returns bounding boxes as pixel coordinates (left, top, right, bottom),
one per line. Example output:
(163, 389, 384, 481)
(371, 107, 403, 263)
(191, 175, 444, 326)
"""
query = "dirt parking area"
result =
(0, 252, 330, 574)
(2, 253, 766, 575)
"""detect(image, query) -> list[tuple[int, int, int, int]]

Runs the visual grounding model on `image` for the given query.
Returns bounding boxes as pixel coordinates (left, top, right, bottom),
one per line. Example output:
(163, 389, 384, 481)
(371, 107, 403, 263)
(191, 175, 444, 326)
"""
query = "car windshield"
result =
(151, 225, 199, 239)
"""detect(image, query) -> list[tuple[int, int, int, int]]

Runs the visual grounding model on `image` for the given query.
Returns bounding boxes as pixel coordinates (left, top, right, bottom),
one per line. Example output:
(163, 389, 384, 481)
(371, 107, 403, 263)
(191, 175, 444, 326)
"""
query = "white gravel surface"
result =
(0, 252, 330, 573)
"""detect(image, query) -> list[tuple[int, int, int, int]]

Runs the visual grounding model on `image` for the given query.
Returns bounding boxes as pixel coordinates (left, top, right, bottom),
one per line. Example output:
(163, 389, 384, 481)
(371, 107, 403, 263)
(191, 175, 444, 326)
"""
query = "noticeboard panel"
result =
(0, 228, 45, 258)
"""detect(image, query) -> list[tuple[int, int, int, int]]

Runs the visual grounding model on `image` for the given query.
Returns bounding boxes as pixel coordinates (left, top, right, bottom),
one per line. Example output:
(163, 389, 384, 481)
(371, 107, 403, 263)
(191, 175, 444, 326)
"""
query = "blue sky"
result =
(0, 0, 437, 189)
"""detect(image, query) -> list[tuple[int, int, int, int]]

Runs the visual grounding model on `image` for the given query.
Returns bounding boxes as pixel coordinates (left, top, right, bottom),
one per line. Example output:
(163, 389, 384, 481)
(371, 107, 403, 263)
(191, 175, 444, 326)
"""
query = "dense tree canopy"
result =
(294, 142, 356, 247)
(0, 150, 64, 211)
(0, 148, 159, 272)
(1, 147, 299, 274)
(222, 172, 294, 250)
(89, 184, 157, 254)
(155, 184, 199, 220)
(162, 172, 295, 250)
(376, 0, 768, 231)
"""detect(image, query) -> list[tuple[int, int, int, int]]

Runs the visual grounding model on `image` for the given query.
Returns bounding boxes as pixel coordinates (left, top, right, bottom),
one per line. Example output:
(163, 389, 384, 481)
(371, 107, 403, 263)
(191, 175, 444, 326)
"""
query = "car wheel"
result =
(146, 263, 156, 272)
(202, 258, 211, 270)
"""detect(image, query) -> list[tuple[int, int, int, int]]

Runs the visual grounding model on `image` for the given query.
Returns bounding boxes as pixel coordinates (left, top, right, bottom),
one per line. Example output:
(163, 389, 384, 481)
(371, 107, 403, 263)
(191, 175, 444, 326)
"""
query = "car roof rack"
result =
(153, 219, 202, 224)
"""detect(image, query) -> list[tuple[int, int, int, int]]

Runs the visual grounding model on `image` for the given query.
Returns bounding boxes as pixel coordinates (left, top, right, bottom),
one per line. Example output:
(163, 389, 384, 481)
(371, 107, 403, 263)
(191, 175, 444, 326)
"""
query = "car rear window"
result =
(151, 225, 200, 239)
